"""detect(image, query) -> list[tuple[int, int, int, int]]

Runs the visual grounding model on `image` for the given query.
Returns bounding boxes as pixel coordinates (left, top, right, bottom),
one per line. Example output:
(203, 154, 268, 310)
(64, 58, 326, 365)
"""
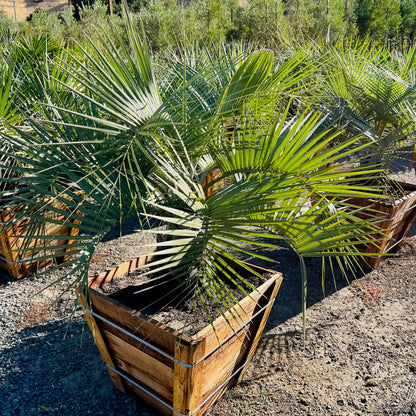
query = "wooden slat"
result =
(237, 276, 282, 383)
(89, 289, 184, 357)
(97, 318, 173, 367)
(198, 382, 234, 416)
(0, 200, 82, 279)
(200, 328, 251, 397)
(195, 273, 281, 356)
(89, 252, 155, 289)
(173, 338, 206, 416)
(79, 292, 126, 393)
(104, 331, 173, 400)
(336, 181, 416, 268)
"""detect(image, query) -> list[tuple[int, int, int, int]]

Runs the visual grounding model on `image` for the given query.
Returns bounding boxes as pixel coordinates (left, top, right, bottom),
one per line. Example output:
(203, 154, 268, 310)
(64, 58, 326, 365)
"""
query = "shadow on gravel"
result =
(249, 242, 363, 331)
(0, 269, 11, 287)
(0, 318, 158, 416)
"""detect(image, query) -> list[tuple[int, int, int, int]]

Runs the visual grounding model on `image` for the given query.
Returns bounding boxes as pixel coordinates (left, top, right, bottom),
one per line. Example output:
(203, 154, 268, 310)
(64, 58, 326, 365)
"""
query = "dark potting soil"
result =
(94, 267, 272, 336)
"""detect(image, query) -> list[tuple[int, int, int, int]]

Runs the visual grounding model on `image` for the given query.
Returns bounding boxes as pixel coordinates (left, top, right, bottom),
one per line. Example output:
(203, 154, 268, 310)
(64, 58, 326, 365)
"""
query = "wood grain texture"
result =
(83, 257, 282, 416)
(335, 181, 416, 268)
(79, 292, 126, 393)
(0, 196, 82, 279)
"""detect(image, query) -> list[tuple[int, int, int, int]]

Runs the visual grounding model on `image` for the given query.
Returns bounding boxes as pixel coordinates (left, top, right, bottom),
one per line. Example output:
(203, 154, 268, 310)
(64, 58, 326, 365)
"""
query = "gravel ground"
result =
(0, 152, 415, 416)
(0, 226, 160, 416)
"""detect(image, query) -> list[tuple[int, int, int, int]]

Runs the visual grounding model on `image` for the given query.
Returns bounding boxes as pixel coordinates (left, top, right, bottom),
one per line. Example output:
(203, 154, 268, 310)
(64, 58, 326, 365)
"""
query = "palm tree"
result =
(319, 42, 416, 180)
(0, 5, 383, 337)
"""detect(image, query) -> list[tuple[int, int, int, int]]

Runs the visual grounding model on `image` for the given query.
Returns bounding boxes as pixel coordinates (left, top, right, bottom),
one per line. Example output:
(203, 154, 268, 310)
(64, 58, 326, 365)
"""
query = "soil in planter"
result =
(94, 267, 270, 337)
(379, 179, 413, 201)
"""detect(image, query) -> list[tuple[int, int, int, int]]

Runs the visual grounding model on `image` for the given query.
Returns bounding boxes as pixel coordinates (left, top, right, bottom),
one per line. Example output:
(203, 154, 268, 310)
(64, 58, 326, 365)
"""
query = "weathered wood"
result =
(89, 252, 155, 289)
(237, 276, 282, 383)
(202, 170, 223, 198)
(413, 151, 416, 174)
(104, 331, 173, 400)
(200, 328, 251, 397)
(83, 256, 283, 416)
(89, 289, 187, 359)
(79, 292, 126, 393)
(173, 339, 206, 416)
(0, 195, 83, 279)
(337, 181, 416, 269)
(196, 275, 277, 356)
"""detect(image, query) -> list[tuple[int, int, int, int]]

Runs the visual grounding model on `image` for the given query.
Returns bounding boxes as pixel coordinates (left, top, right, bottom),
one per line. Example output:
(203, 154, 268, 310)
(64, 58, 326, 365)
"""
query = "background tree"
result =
(355, 0, 402, 44)
(400, 0, 416, 46)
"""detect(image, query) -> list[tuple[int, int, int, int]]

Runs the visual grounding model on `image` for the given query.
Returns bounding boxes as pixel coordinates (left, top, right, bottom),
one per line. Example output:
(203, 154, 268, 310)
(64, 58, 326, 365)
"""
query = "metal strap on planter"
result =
(340, 200, 416, 222)
(82, 296, 275, 368)
(366, 235, 406, 259)
(0, 252, 54, 265)
(106, 356, 253, 416)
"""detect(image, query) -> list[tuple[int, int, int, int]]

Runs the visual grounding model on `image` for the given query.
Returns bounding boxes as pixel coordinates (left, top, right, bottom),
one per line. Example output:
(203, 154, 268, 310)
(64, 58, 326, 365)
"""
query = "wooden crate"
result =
(201, 170, 224, 198)
(0, 196, 82, 279)
(338, 181, 416, 269)
(80, 256, 282, 416)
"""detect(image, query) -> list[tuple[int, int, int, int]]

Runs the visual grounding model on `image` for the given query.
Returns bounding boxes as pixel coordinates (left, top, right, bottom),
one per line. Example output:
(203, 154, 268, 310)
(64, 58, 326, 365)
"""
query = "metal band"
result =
(339, 200, 416, 222)
(106, 356, 253, 416)
(0, 252, 55, 265)
(82, 297, 275, 368)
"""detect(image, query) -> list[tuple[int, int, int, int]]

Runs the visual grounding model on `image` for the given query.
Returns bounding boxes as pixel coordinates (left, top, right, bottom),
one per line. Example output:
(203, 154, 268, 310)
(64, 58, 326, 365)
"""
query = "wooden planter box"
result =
(0, 196, 82, 279)
(339, 181, 416, 269)
(202, 169, 224, 198)
(80, 256, 282, 416)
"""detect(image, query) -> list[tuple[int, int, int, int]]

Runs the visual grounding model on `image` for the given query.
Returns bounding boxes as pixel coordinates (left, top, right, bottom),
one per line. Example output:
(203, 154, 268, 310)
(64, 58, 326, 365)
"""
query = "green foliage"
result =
(5, 0, 416, 50)
(355, 0, 402, 44)
(0, 4, 387, 338)
(317, 40, 416, 178)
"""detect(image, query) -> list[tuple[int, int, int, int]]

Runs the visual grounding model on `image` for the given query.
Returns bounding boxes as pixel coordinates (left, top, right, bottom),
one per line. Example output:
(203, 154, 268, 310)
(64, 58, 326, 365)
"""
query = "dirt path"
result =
(209, 235, 416, 416)
(0, 0, 70, 22)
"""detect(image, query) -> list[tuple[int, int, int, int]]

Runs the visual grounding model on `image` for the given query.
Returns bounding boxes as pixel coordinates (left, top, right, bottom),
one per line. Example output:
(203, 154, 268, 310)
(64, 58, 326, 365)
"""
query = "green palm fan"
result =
(320, 42, 416, 178)
(0, 4, 383, 338)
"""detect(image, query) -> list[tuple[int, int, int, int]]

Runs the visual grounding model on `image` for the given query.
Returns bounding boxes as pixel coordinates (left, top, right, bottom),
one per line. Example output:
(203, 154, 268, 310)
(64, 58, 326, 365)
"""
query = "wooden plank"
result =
(0, 228, 18, 277)
(186, 340, 206, 416)
(173, 339, 206, 416)
(97, 318, 173, 368)
(0, 201, 82, 278)
(237, 275, 282, 383)
(89, 252, 155, 289)
(198, 382, 234, 416)
(173, 342, 190, 415)
(89, 289, 184, 357)
(195, 274, 280, 356)
(104, 331, 173, 400)
(200, 328, 251, 397)
(79, 292, 126, 393)
(336, 182, 416, 268)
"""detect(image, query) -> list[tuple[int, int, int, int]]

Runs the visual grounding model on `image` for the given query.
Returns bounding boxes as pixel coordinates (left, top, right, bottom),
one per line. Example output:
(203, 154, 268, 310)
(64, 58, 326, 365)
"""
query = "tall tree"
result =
(355, 0, 402, 43)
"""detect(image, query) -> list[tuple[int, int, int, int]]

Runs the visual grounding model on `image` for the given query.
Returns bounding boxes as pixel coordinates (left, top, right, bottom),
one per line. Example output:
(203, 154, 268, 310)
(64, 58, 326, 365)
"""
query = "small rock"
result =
(361, 397, 368, 404)
(365, 378, 378, 387)
(38, 406, 55, 413)
(299, 399, 310, 406)
(331, 310, 340, 318)
(337, 399, 345, 406)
